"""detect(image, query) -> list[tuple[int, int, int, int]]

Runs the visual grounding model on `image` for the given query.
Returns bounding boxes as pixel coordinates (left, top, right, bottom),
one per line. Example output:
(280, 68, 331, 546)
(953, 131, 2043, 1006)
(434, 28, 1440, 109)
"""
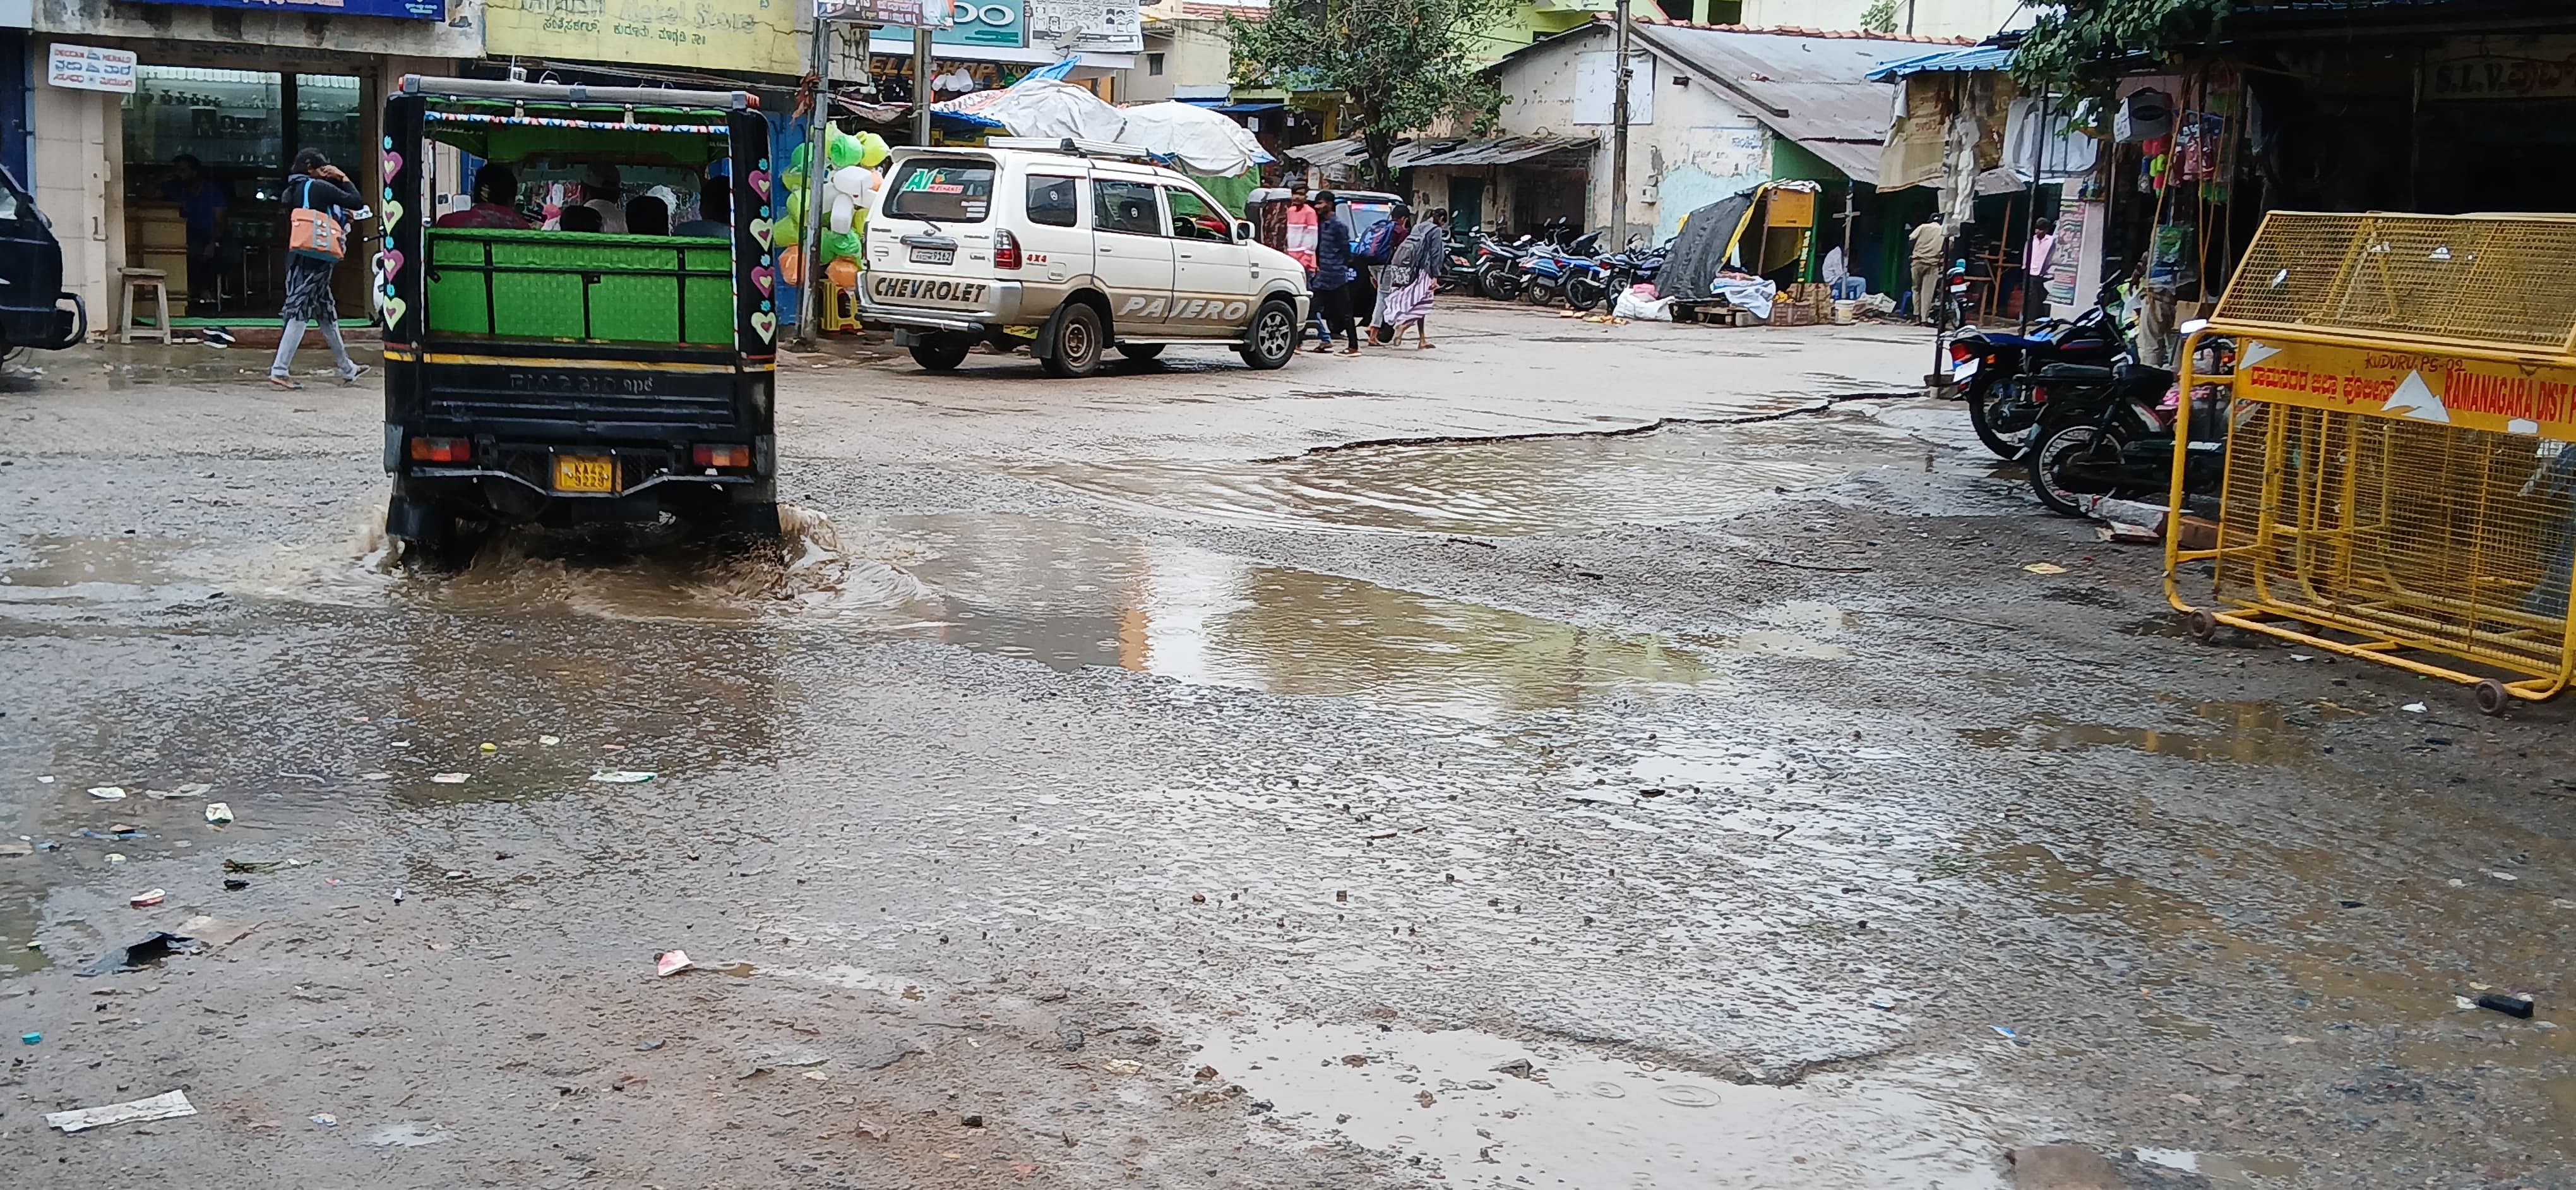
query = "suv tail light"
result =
(993, 228, 1022, 271)
(408, 436, 470, 464)
(693, 443, 752, 469)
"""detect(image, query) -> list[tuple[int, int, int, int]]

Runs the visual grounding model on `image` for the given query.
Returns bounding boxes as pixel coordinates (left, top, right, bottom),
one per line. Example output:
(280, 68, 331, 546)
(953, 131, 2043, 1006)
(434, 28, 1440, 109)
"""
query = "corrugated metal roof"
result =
(1867, 44, 2013, 80)
(1623, 24, 1930, 184)
(1282, 135, 1595, 171)
(1283, 137, 1369, 167)
(1397, 136, 1595, 169)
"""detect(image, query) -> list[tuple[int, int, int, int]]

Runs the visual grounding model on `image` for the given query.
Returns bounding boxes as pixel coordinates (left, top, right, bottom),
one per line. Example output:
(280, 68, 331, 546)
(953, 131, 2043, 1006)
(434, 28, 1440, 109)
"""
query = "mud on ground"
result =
(2, 306, 2571, 1189)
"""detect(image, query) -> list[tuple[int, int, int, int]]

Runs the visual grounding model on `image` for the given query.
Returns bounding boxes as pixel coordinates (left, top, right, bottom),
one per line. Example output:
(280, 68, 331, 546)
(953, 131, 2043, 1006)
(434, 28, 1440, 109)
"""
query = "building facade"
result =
(28, 0, 480, 323)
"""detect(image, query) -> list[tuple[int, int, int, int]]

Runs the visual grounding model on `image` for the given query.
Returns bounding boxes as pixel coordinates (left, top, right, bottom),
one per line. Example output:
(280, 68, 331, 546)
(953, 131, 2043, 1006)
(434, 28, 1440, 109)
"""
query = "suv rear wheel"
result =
(1040, 303, 1104, 378)
(1117, 343, 1165, 362)
(909, 335, 974, 371)
(1237, 299, 1296, 371)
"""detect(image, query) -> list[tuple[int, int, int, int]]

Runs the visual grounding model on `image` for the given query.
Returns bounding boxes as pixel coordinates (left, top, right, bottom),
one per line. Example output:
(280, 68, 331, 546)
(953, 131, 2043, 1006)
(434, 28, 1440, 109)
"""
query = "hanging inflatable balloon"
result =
(778, 244, 803, 287)
(789, 141, 809, 174)
(826, 127, 862, 170)
(822, 228, 861, 261)
(828, 191, 854, 236)
(782, 188, 805, 236)
(780, 166, 806, 200)
(826, 257, 860, 291)
(856, 132, 891, 169)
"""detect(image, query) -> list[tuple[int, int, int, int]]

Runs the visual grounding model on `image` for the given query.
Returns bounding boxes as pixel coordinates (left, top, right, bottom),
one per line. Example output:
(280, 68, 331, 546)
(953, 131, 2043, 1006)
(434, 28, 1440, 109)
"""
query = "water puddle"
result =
(1198, 1019, 2008, 1188)
(25, 512, 1718, 719)
(1021, 418, 1931, 536)
(874, 515, 1717, 717)
(1957, 700, 2359, 766)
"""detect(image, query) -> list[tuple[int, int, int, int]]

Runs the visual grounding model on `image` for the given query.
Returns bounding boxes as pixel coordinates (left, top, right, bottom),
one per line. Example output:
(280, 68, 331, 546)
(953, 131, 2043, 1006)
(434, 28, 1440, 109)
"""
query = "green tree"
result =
(1226, 0, 1515, 191)
(1860, 0, 1898, 34)
(2012, 0, 2232, 104)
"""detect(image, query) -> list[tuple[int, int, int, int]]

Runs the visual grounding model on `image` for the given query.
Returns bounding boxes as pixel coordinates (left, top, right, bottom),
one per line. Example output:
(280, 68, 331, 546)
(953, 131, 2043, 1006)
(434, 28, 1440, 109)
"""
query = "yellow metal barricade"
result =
(2166, 211, 2576, 713)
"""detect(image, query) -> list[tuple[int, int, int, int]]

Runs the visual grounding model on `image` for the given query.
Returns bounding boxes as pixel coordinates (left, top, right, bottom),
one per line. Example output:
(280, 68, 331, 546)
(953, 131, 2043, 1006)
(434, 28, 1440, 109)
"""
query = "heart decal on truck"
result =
(747, 217, 773, 248)
(749, 311, 777, 342)
(751, 266, 774, 296)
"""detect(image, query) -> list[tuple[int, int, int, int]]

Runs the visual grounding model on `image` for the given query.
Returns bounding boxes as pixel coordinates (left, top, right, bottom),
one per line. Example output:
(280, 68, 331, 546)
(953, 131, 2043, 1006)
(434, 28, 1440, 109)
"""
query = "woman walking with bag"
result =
(271, 148, 369, 390)
(1374, 207, 1448, 349)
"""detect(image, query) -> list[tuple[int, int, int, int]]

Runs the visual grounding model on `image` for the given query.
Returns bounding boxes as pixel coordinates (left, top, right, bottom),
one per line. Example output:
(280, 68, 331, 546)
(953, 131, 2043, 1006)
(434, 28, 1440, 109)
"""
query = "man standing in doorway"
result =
(160, 155, 231, 316)
(2022, 215, 2057, 318)
(1909, 213, 1947, 325)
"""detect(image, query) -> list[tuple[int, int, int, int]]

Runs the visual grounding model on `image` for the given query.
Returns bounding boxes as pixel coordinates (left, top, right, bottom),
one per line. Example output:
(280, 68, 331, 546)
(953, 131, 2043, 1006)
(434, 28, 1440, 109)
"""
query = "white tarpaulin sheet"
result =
(1116, 102, 1265, 175)
(937, 78, 1128, 142)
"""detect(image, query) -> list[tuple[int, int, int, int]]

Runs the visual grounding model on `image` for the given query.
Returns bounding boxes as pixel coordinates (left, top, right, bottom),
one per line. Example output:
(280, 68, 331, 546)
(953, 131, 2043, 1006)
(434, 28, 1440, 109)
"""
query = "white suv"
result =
(858, 138, 1309, 376)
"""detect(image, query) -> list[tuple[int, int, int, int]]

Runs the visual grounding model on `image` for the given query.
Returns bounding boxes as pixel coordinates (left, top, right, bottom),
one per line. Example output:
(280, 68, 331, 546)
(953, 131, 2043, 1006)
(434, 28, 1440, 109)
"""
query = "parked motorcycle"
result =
(2022, 328, 2236, 519)
(1574, 241, 1669, 311)
(1950, 287, 2130, 459)
(1476, 233, 1532, 302)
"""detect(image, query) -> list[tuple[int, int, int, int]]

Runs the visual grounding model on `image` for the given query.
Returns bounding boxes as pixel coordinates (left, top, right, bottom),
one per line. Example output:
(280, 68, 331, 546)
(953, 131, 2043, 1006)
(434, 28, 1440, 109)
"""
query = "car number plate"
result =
(909, 246, 955, 265)
(1952, 357, 1979, 382)
(553, 454, 616, 493)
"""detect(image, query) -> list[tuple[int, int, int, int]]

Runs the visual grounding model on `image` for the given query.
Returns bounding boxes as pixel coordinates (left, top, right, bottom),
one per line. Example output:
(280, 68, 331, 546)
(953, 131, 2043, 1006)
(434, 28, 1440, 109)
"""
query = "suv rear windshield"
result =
(885, 158, 996, 222)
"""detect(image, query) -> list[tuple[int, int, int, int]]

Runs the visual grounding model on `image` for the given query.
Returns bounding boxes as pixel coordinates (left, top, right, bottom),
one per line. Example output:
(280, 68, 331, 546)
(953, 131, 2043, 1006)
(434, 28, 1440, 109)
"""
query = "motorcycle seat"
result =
(2035, 363, 2116, 383)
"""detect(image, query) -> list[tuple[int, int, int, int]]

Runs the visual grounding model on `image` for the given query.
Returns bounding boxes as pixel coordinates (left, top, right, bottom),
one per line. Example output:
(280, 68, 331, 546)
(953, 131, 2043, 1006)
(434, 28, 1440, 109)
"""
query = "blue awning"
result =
(1867, 44, 2013, 81)
(1215, 102, 1286, 114)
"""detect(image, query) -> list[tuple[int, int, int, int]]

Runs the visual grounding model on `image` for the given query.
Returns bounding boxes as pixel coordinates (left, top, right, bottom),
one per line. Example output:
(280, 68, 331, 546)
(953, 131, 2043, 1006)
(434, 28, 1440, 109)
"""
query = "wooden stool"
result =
(119, 268, 172, 344)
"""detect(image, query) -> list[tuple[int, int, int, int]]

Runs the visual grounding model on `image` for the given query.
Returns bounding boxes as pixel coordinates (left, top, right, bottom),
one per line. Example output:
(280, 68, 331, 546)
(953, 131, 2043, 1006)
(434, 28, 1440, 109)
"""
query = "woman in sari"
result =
(1372, 207, 1447, 349)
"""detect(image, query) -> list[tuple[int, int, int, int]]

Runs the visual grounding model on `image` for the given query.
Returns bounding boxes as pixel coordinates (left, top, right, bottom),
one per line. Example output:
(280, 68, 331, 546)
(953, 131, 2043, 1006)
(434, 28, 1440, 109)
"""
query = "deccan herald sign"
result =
(47, 44, 138, 95)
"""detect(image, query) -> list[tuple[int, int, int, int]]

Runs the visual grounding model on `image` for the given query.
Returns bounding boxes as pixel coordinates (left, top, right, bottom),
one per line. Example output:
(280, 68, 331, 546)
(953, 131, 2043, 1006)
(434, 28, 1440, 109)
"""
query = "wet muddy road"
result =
(4, 304, 2573, 1189)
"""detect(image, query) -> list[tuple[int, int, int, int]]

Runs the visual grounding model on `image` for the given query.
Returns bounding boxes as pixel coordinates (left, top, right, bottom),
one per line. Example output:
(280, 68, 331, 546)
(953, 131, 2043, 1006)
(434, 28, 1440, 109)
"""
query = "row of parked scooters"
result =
(1429, 219, 1676, 313)
(1948, 279, 2233, 519)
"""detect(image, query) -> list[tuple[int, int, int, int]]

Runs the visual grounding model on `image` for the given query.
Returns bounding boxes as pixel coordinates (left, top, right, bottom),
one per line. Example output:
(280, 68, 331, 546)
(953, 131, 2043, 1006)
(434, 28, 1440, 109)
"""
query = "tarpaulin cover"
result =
(1661, 192, 1756, 301)
(1118, 101, 1266, 176)
(934, 79, 1128, 143)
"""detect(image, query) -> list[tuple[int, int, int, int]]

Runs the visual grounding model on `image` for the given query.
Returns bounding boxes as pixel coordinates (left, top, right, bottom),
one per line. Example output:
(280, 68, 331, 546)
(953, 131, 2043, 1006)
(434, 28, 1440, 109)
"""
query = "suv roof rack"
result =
(987, 136, 1154, 161)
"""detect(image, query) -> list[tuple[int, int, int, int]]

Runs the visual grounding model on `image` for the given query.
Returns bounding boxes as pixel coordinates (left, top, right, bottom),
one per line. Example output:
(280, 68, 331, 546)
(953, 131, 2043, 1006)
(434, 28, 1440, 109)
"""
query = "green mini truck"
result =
(378, 77, 781, 553)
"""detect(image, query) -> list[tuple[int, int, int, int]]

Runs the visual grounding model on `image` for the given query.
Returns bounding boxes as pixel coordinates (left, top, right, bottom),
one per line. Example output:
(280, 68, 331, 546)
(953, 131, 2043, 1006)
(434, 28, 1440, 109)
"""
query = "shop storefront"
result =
(30, 0, 475, 328)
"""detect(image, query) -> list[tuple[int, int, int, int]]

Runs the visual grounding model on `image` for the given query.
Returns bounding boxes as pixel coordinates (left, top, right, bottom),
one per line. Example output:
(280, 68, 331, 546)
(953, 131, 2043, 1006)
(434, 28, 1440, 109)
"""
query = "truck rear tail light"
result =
(993, 228, 1022, 270)
(408, 436, 471, 463)
(693, 443, 753, 469)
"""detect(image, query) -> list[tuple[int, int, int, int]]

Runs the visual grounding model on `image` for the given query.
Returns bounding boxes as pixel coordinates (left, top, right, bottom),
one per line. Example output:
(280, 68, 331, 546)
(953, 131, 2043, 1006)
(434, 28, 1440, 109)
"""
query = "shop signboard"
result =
(486, 0, 803, 75)
(134, 0, 444, 18)
(821, 0, 950, 25)
(2428, 47, 2576, 101)
(46, 43, 138, 94)
(2237, 338, 2576, 442)
(935, 1, 1026, 49)
(1028, 0, 1139, 53)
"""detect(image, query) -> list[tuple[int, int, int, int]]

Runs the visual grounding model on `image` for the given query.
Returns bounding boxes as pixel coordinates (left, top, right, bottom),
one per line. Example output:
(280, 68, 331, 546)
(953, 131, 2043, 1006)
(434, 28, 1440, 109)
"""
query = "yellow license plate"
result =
(552, 454, 616, 493)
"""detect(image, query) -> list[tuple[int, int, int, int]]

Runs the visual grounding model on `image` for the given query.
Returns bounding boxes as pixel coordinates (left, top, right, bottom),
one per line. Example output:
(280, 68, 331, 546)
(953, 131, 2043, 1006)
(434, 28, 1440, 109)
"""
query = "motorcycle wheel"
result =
(1522, 281, 1557, 306)
(1479, 267, 1521, 303)
(1564, 278, 1602, 312)
(1967, 373, 2036, 459)
(2025, 419, 2128, 518)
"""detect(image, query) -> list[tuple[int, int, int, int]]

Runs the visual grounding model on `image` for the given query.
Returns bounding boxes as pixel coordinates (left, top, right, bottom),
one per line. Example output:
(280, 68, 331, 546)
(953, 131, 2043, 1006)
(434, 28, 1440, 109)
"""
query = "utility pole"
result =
(913, 25, 935, 147)
(1609, 0, 1631, 249)
(798, 16, 836, 350)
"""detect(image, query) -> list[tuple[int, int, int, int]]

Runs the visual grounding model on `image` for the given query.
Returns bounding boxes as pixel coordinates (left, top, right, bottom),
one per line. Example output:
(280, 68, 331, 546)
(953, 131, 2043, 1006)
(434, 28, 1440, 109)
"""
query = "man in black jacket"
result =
(1308, 191, 1361, 355)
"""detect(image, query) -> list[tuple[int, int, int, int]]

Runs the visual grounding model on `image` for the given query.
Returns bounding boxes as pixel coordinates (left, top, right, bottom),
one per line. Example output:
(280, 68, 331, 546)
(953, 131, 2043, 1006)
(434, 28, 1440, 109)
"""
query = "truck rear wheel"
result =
(1039, 303, 1104, 378)
(909, 336, 973, 371)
